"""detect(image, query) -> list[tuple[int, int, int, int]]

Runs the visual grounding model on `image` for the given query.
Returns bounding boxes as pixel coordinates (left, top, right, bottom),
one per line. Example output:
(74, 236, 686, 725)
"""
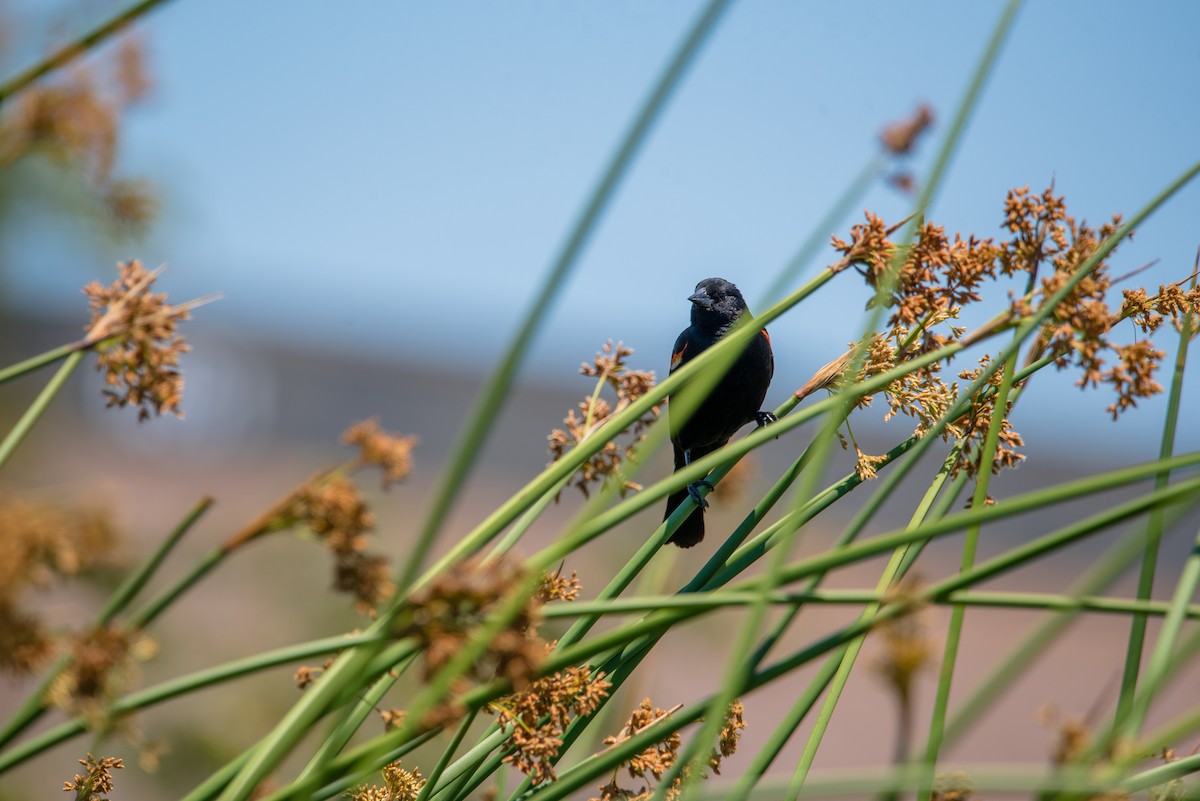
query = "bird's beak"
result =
(688, 289, 714, 309)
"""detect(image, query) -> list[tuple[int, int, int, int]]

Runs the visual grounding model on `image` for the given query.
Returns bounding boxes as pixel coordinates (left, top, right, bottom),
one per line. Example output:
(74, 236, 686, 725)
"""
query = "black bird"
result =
(663, 277, 775, 547)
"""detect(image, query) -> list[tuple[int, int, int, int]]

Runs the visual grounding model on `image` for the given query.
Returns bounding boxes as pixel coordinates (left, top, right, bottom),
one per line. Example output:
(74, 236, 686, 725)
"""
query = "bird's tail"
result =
(664, 441, 705, 548)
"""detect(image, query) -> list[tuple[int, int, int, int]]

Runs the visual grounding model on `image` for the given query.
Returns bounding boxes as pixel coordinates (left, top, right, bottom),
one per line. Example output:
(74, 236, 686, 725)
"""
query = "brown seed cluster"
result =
(0, 35, 157, 234)
(548, 341, 660, 499)
(489, 661, 611, 784)
(63, 753, 124, 800)
(590, 699, 744, 801)
(83, 260, 191, 422)
(292, 476, 395, 615)
(394, 559, 561, 727)
(931, 773, 974, 801)
(46, 626, 139, 723)
(879, 103, 935, 156)
(829, 184, 1191, 484)
(349, 761, 425, 801)
(342, 418, 419, 489)
(872, 577, 934, 706)
(0, 494, 117, 675)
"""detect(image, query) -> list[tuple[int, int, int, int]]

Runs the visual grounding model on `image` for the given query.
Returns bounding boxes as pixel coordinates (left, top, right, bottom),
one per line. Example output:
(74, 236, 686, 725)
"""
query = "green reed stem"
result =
(0, 0, 174, 104)
(413, 709, 479, 801)
(0, 350, 83, 470)
(1114, 295, 1193, 727)
(0, 341, 81, 384)
(920, 351, 1018, 799)
(0, 631, 386, 775)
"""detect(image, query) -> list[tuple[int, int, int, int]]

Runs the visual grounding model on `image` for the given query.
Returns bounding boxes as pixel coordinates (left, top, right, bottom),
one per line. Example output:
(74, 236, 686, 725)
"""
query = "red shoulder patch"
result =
(670, 342, 688, 371)
(760, 328, 771, 346)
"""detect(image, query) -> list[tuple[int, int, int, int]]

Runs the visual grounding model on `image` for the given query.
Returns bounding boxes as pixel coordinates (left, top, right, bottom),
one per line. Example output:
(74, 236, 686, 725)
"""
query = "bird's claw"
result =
(755, 411, 778, 428)
(686, 479, 714, 510)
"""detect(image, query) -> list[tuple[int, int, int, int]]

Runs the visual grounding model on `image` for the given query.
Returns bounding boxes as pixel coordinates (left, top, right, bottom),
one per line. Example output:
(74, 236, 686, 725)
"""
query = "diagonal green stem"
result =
(1114, 294, 1193, 727)
(0, 0, 175, 104)
(0, 350, 83, 470)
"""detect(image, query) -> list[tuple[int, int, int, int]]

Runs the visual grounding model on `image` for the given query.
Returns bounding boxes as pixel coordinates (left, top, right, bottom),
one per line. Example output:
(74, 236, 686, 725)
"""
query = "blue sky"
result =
(7, 0, 1200, 448)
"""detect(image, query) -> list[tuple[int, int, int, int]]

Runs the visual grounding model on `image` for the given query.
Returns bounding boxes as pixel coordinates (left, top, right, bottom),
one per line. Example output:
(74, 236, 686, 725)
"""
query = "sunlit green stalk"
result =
(413, 709, 479, 801)
(920, 351, 1018, 798)
(1114, 295, 1192, 726)
(787, 451, 961, 795)
(0, 341, 81, 384)
(0, 632, 387, 775)
(0, 350, 83, 470)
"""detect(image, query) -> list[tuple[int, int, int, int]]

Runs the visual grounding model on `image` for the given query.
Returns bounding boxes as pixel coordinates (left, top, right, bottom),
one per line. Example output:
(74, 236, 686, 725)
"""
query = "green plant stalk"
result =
(294, 652, 420, 784)
(0, 341, 82, 384)
(486, 357, 614, 562)
(399, 0, 735, 594)
(920, 351, 1019, 800)
(128, 546, 227, 629)
(0, 495, 212, 751)
(486, 474, 572, 561)
(0, 0, 174, 104)
(413, 729, 511, 801)
(687, 763, 1185, 800)
(413, 709, 479, 801)
(529, 487, 1200, 801)
(0, 632, 387, 775)
(1121, 523, 1200, 738)
(734, 471, 971, 800)
(278, 571, 554, 801)
(535, 455, 1190, 801)
(0, 350, 83, 470)
(256, 728, 444, 801)
(542, 589, 1200, 621)
(503, 440, 827, 801)
(213, 637, 385, 801)
(916, 498, 1198, 754)
(787, 450, 960, 794)
(334, 480, 1197, 801)
(1114, 298, 1193, 727)
(442, 748, 510, 801)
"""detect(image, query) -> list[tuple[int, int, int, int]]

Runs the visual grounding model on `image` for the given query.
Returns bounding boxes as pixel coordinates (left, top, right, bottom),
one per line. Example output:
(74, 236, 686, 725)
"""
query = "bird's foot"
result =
(755, 411, 778, 428)
(686, 479, 714, 510)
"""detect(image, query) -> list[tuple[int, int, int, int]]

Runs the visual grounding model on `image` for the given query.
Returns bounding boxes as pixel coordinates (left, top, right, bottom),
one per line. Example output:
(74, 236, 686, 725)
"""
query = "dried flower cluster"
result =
(343, 418, 419, 489)
(872, 577, 934, 706)
(349, 761, 425, 801)
(489, 661, 611, 784)
(829, 184, 1191, 484)
(292, 476, 395, 615)
(880, 103, 935, 156)
(0, 35, 157, 234)
(590, 699, 744, 801)
(46, 625, 139, 720)
(548, 341, 660, 498)
(393, 559, 570, 727)
(931, 773, 974, 801)
(0, 494, 117, 675)
(63, 753, 124, 801)
(953, 356, 1026, 480)
(83, 260, 191, 421)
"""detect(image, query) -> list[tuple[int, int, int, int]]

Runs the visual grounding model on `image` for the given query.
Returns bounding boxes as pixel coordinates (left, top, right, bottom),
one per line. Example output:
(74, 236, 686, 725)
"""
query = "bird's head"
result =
(688, 277, 749, 330)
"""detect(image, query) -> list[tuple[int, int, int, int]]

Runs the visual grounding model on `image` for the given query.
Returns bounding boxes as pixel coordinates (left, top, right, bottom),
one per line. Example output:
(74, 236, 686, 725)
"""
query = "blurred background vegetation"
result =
(1, 1, 1199, 799)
